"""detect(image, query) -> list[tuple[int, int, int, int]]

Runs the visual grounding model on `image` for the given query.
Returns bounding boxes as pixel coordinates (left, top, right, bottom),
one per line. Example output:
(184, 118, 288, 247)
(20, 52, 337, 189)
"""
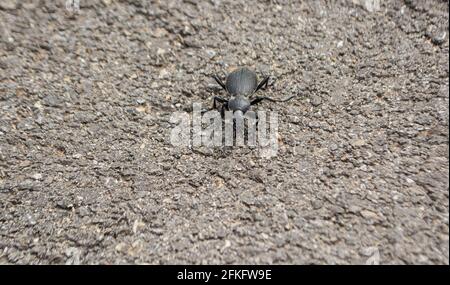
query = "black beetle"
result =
(211, 67, 295, 114)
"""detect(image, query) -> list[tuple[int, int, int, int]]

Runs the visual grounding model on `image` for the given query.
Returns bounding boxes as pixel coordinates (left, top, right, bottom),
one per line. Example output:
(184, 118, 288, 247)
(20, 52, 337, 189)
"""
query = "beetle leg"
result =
(212, 74, 227, 91)
(213, 96, 228, 109)
(255, 76, 270, 92)
(250, 95, 296, 105)
(220, 104, 227, 118)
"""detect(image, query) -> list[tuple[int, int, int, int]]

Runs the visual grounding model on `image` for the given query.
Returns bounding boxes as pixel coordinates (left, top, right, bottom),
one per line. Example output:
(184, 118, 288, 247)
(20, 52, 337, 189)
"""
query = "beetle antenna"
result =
(250, 95, 296, 105)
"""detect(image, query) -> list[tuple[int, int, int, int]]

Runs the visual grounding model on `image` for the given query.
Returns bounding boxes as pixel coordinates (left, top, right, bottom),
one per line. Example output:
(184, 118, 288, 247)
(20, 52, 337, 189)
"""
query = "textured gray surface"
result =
(0, 0, 448, 264)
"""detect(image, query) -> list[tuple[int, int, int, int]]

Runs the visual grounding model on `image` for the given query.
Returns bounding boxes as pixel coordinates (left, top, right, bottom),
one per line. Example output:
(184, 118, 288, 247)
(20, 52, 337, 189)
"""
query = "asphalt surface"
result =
(0, 0, 448, 264)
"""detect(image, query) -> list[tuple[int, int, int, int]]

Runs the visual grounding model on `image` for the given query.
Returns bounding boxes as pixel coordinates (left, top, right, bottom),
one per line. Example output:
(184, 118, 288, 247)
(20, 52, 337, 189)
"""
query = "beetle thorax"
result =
(227, 95, 251, 113)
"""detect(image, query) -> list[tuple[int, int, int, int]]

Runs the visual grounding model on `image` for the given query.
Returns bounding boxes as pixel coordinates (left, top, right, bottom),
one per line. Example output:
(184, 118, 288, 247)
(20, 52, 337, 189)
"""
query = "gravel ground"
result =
(0, 0, 448, 265)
